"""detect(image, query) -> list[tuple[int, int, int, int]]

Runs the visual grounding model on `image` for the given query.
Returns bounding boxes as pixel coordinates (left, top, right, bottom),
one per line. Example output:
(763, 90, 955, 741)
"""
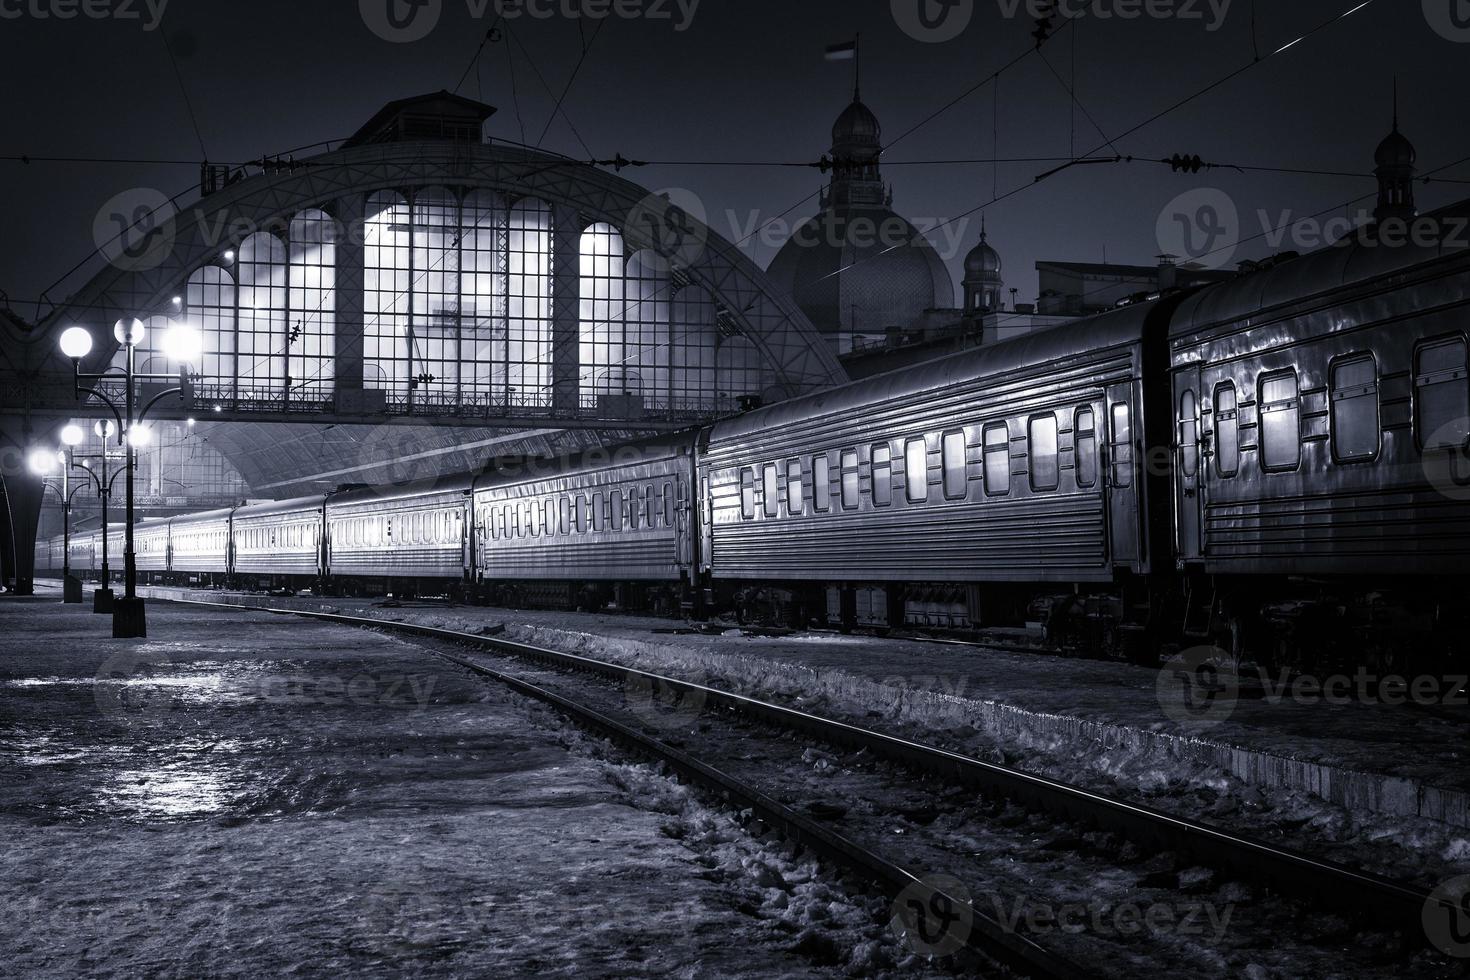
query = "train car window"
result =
(983, 423, 1010, 496)
(787, 459, 804, 515)
(871, 444, 892, 506)
(575, 495, 587, 533)
(1074, 409, 1098, 488)
(762, 463, 780, 517)
(512, 504, 523, 538)
(1029, 415, 1060, 491)
(559, 497, 571, 534)
(592, 492, 605, 532)
(1178, 391, 1199, 479)
(904, 438, 928, 503)
(546, 499, 557, 535)
(740, 469, 756, 519)
(610, 490, 623, 531)
(812, 455, 831, 512)
(1213, 385, 1238, 477)
(1110, 404, 1133, 488)
(1415, 337, 1470, 450)
(942, 431, 967, 499)
(1259, 371, 1301, 471)
(840, 450, 859, 509)
(1331, 354, 1380, 461)
(643, 485, 653, 527)
(663, 483, 675, 527)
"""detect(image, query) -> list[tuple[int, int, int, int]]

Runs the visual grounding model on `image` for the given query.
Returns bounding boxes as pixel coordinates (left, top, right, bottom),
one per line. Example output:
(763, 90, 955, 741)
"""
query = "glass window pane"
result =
(763, 463, 779, 517)
(905, 438, 928, 503)
(740, 468, 755, 519)
(786, 460, 804, 515)
(871, 445, 892, 506)
(812, 455, 831, 512)
(942, 431, 967, 498)
(1214, 384, 1238, 477)
(663, 483, 674, 527)
(841, 449, 859, 509)
(1416, 338, 1469, 449)
(984, 423, 1010, 496)
(1331, 355, 1379, 461)
(1111, 404, 1133, 488)
(1075, 408, 1097, 488)
(592, 492, 604, 532)
(1178, 390, 1198, 478)
(1029, 414, 1059, 491)
(1260, 371, 1300, 471)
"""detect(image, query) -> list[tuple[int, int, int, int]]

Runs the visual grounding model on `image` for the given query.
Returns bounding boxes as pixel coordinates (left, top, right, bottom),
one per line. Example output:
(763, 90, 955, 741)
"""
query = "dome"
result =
(1375, 127, 1415, 168)
(832, 98, 881, 146)
(766, 204, 955, 346)
(964, 235, 1002, 279)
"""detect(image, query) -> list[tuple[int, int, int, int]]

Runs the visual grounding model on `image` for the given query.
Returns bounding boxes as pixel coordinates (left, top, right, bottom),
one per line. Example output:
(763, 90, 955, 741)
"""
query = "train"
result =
(37, 207, 1470, 672)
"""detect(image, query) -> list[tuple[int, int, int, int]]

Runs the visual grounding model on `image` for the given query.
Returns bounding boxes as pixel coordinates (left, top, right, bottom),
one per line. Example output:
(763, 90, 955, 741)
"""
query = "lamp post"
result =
(59, 318, 200, 638)
(69, 421, 123, 612)
(27, 423, 88, 603)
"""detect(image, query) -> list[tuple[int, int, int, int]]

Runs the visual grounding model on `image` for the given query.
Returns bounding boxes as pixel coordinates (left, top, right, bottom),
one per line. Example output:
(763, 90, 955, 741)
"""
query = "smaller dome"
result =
(832, 98, 881, 146)
(964, 234, 1002, 280)
(1375, 127, 1416, 168)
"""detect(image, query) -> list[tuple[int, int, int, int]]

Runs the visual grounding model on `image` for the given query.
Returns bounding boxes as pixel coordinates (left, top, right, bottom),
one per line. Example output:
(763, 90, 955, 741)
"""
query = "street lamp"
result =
(31, 425, 92, 604)
(61, 318, 202, 637)
(67, 419, 124, 612)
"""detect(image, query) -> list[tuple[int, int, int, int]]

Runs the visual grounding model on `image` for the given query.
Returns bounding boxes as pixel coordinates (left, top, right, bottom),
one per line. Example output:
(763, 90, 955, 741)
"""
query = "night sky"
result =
(2, 0, 1464, 321)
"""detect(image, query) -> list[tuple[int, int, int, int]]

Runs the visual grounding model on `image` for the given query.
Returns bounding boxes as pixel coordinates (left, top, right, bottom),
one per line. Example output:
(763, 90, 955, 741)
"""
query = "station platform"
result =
(0, 594, 896, 977)
(75, 582, 1469, 890)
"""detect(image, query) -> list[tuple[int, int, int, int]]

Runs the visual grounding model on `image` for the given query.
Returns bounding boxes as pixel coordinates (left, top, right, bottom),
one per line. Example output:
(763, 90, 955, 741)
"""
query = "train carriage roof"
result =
(169, 506, 237, 527)
(709, 298, 1167, 443)
(232, 495, 328, 521)
(1170, 197, 1470, 338)
(471, 431, 701, 493)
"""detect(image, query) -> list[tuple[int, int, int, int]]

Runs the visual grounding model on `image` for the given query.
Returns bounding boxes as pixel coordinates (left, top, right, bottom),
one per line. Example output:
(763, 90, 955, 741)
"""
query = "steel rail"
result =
(161, 595, 1440, 949)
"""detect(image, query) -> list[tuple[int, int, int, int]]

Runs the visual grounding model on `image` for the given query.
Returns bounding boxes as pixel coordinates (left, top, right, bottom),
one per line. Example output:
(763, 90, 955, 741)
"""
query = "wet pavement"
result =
(0, 596, 879, 978)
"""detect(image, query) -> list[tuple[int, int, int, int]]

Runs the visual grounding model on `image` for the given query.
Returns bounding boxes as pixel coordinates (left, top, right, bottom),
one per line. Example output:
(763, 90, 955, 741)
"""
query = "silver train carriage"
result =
(469, 435, 698, 611)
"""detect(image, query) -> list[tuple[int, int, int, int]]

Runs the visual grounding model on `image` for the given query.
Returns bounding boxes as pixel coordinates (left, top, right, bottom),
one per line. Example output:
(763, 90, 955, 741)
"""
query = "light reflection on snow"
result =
(101, 763, 235, 819)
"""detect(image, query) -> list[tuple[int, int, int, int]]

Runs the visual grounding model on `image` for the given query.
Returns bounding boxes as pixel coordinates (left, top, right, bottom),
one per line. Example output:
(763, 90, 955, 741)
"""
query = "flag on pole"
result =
(824, 40, 856, 60)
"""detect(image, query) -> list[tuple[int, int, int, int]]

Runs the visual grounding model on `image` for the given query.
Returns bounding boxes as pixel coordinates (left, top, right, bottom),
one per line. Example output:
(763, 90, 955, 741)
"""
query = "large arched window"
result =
(288, 209, 337, 396)
(236, 232, 288, 393)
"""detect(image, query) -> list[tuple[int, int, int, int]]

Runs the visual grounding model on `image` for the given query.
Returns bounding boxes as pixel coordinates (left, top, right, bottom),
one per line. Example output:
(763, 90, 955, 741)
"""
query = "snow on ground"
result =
(118, 586, 1468, 892)
(0, 597, 948, 979)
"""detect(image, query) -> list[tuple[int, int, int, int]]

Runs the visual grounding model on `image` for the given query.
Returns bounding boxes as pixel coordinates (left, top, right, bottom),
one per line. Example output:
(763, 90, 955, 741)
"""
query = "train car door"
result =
(1105, 382, 1141, 565)
(1171, 365, 1204, 561)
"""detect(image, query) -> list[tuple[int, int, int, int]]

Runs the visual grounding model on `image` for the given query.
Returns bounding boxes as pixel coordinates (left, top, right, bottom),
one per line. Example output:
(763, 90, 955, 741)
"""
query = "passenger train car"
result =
(36, 205, 1470, 670)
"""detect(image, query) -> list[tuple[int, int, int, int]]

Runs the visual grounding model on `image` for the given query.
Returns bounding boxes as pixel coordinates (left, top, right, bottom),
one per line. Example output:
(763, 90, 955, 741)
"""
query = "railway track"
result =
(157, 595, 1449, 974)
